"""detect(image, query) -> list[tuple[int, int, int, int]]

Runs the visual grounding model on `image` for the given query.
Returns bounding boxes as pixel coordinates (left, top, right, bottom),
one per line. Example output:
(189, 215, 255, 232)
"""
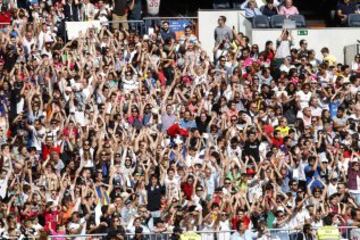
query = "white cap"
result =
(330, 171, 338, 179)
(277, 207, 285, 213)
(174, 136, 183, 145)
(151, 107, 159, 115)
(45, 35, 53, 43)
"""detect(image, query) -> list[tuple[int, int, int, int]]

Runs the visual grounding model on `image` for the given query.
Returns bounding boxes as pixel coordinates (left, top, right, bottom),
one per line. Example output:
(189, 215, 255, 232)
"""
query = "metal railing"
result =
(48, 230, 234, 240)
(63, 16, 198, 42)
(269, 226, 359, 240)
(48, 227, 360, 240)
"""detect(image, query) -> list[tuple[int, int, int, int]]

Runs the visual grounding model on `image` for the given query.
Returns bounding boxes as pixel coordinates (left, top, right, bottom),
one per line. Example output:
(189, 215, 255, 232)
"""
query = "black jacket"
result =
(64, 3, 80, 21)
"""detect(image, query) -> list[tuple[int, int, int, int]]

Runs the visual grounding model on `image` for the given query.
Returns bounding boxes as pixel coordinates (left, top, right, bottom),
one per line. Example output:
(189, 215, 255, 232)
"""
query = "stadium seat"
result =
(270, 15, 286, 28)
(289, 14, 306, 28)
(348, 13, 360, 27)
(252, 15, 270, 28)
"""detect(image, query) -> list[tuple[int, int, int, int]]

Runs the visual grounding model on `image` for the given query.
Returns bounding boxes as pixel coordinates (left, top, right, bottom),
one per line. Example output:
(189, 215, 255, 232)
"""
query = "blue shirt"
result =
(329, 100, 341, 119)
(179, 119, 197, 130)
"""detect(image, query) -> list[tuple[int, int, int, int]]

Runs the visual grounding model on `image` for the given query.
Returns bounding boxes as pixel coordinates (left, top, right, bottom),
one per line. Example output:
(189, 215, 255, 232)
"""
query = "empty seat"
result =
(348, 13, 360, 27)
(252, 15, 270, 28)
(270, 15, 286, 28)
(289, 14, 306, 27)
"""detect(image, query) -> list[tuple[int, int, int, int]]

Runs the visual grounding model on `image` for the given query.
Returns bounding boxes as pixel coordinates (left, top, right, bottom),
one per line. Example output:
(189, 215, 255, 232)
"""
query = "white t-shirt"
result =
(296, 91, 312, 109)
(146, 0, 161, 16)
(164, 175, 180, 199)
(310, 106, 323, 117)
(29, 126, 46, 151)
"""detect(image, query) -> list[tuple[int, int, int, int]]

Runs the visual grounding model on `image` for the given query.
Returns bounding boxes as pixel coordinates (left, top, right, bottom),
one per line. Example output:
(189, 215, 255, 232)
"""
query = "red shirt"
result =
(231, 215, 251, 230)
(270, 137, 284, 148)
(0, 12, 11, 27)
(62, 127, 78, 138)
(44, 210, 59, 232)
(181, 182, 193, 200)
(42, 144, 61, 161)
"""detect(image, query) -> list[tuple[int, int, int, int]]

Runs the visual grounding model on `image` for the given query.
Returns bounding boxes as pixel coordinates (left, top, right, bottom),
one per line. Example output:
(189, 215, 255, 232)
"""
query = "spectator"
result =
(320, 47, 337, 66)
(179, 25, 198, 45)
(351, 54, 360, 73)
(274, 29, 293, 59)
(279, 0, 299, 17)
(213, 0, 231, 9)
(298, 39, 309, 58)
(81, 0, 96, 21)
(214, 15, 233, 44)
(240, 0, 263, 19)
(160, 21, 176, 42)
(145, 0, 161, 16)
(129, 0, 143, 20)
(64, 0, 81, 22)
(336, 0, 360, 26)
(112, 0, 135, 30)
(0, 2, 360, 239)
(261, 0, 279, 17)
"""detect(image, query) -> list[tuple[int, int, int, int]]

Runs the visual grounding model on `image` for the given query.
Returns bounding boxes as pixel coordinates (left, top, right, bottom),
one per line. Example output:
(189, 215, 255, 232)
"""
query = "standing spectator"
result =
(129, 0, 142, 21)
(298, 39, 309, 58)
(160, 21, 176, 42)
(214, 16, 233, 44)
(279, 0, 299, 17)
(146, 175, 165, 221)
(145, 0, 161, 16)
(64, 0, 81, 21)
(274, 29, 293, 59)
(81, 0, 96, 20)
(112, 0, 135, 30)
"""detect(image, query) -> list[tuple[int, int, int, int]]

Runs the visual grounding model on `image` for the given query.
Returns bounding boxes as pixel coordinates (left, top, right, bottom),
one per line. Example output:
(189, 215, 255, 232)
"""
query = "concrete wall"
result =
(251, 28, 360, 64)
(198, 10, 242, 59)
(198, 10, 360, 63)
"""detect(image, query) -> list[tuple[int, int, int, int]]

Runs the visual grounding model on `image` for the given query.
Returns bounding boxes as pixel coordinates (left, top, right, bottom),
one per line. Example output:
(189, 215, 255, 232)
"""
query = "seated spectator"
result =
(279, 0, 299, 17)
(254, 0, 282, 9)
(336, 0, 360, 25)
(241, 0, 263, 19)
(261, 0, 278, 17)
(213, 0, 231, 9)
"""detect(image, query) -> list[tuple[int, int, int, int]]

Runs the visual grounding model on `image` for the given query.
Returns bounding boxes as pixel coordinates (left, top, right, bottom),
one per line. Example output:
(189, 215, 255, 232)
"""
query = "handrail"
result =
(48, 233, 108, 238)
(143, 17, 198, 20)
(48, 227, 359, 238)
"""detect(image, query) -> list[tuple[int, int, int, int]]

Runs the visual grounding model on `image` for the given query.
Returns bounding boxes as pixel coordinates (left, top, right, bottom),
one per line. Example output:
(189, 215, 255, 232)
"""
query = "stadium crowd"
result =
(0, 0, 360, 239)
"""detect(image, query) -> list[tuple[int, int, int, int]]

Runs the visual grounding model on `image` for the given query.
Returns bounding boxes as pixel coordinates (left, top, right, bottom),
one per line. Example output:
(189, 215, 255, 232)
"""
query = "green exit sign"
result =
(297, 30, 308, 36)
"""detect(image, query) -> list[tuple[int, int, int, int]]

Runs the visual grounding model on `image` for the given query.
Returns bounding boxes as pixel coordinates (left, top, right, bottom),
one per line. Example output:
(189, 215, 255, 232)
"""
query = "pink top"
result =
(279, 6, 299, 17)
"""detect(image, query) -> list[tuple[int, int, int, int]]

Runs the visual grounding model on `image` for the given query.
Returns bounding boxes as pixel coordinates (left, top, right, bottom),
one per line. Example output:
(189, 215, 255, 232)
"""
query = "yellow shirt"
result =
(323, 55, 337, 66)
(275, 126, 290, 137)
(317, 226, 340, 240)
(180, 231, 201, 240)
